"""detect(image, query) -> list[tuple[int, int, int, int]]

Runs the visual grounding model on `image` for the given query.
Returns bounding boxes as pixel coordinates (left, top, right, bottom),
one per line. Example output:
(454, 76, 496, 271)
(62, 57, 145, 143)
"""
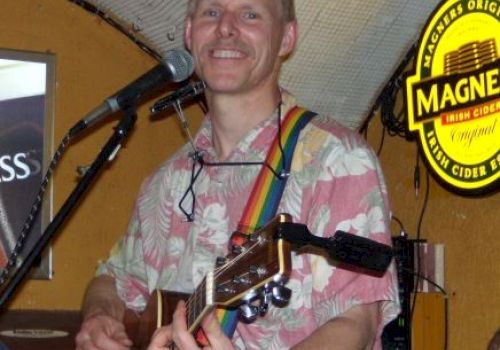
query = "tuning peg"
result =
(215, 256, 227, 267)
(272, 285, 292, 306)
(239, 303, 259, 323)
(216, 285, 236, 294)
(232, 275, 251, 285)
(231, 245, 243, 255)
(259, 288, 271, 315)
(249, 265, 268, 277)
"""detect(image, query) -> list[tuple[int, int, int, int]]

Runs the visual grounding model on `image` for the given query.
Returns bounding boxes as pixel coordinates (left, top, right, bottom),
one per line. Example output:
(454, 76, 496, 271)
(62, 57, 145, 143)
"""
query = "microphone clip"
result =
(150, 80, 206, 115)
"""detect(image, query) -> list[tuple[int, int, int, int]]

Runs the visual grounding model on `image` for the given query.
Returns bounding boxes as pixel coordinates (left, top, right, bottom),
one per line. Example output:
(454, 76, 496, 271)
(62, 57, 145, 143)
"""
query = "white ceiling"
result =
(82, 0, 442, 129)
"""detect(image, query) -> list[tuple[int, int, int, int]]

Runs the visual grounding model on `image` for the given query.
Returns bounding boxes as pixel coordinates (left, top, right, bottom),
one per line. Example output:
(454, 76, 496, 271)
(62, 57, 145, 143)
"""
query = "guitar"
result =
(123, 213, 293, 350)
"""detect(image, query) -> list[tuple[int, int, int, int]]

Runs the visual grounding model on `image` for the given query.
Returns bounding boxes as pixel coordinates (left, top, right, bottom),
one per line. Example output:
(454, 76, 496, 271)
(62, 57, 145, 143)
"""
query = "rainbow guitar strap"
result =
(196, 106, 316, 345)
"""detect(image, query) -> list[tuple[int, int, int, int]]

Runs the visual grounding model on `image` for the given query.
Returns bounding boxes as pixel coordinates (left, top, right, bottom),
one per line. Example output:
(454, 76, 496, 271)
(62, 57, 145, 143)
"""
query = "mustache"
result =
(203, 40, 253, 56)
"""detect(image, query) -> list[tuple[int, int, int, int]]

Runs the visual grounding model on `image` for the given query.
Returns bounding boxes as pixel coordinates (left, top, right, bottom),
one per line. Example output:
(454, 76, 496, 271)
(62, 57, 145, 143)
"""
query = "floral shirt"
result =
(97, 92, 400, 349)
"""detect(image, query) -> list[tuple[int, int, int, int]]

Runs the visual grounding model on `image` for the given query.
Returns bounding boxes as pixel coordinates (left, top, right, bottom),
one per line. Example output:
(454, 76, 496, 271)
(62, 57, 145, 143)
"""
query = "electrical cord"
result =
(410, 164, 431, 329)
(359, 42, 418, 137)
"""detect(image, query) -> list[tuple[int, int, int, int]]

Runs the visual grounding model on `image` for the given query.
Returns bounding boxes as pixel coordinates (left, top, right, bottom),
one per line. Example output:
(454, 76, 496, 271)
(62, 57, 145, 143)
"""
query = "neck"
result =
(205, 85, 281, 160)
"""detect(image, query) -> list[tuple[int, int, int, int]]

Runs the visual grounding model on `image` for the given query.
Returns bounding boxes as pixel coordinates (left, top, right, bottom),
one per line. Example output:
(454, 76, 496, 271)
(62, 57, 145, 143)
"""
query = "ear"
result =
(279, 20, 298, 57)
(184, 17, 193, 51)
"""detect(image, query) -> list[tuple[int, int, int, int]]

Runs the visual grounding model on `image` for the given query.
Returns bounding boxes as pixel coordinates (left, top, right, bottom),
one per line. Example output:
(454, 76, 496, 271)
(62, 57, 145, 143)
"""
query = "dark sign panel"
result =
(0, 50, 55, 278)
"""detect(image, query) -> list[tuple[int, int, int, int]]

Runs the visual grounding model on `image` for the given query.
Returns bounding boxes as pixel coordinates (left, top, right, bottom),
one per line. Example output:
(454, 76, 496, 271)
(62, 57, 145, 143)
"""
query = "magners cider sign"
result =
(406, 0, 500, 194)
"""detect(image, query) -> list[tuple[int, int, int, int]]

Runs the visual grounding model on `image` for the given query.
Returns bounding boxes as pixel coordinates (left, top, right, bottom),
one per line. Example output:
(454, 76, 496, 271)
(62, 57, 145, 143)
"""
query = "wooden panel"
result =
(412, 293, 446, 350)
(0, 310, 80, 350)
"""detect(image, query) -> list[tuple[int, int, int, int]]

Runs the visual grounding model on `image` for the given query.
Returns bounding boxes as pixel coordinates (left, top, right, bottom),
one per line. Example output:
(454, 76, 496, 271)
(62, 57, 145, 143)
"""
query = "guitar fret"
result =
(185, 272, 214, 331)
(187, 290, 195, 327)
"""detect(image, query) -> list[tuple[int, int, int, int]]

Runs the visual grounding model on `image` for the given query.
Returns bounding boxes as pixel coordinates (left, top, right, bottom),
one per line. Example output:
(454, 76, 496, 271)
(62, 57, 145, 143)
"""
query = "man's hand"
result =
(76, 276, 131, 350)
(76, 314, 132, 350)
(147, 301, 234, 350)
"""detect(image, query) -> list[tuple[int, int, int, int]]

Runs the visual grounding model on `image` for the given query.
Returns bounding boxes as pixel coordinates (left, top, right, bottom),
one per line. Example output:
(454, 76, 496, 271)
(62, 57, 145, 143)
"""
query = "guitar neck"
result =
(125, 214, 293, 350)
(186, 271, 214, 333)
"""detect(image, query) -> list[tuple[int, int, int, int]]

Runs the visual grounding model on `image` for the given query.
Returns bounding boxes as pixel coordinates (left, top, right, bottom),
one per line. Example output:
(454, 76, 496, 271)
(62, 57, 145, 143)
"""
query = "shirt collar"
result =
(193, 90, 298, 163)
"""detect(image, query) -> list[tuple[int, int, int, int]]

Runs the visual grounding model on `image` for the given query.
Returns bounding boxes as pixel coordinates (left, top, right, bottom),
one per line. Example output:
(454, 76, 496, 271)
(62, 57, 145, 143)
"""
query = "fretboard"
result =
(186, 271, 214, 332)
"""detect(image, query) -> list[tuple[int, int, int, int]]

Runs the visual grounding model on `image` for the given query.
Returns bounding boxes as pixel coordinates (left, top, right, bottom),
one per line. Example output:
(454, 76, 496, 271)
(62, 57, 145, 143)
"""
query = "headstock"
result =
(211, 213, 292, 316)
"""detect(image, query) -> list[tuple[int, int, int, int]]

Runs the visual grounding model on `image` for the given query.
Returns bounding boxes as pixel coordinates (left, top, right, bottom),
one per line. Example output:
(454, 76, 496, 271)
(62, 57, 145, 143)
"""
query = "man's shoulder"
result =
(301, 112, 369, 151)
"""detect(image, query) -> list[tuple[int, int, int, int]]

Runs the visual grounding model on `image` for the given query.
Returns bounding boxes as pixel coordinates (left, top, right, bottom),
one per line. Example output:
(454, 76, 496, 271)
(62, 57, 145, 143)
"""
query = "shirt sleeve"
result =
(308, 132, 399, 335)
(288, 120, 400, 340)
(95, 196, 150, 312)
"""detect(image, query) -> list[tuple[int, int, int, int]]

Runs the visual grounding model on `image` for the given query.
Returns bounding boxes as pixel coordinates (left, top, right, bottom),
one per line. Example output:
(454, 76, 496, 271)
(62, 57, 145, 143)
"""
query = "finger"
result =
(171, 300, 200, 349)
(149, 326, 173, 347)
(201, 311, 233, 350)
(90, 327, 132, 350)
(77, 336, 112, 350)
(112, 329, 133, 346)
(76, 331, 109, 350)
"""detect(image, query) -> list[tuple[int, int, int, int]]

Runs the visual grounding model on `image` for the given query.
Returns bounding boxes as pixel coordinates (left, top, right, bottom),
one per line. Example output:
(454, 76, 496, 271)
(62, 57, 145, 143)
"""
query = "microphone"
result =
(150, 80, 206, 115)
(326, 230, 393, 274)
(69, 49, 194, 137)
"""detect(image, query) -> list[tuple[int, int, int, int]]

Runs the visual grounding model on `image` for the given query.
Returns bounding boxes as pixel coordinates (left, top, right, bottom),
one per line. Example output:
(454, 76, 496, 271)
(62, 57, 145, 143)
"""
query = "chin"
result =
(204, 78, 247, 94)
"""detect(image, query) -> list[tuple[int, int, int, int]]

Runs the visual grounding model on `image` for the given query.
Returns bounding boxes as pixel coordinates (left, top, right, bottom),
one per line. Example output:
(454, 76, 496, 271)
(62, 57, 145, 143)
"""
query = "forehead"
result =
(192, 0, 282, 13)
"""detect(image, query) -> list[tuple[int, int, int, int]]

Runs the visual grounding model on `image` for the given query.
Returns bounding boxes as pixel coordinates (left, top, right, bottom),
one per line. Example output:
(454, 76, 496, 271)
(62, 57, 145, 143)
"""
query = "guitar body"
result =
(123, 213, 293, 350)
(124, 290, 189, 350)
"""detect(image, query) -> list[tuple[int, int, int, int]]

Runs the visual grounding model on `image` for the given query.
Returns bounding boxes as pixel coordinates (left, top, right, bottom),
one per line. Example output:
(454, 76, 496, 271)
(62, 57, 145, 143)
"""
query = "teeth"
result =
(212, 50, 244, 58)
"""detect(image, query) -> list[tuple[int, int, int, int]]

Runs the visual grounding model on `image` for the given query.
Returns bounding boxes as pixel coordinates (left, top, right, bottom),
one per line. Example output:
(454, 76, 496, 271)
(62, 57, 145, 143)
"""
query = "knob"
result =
(259, 290, 271, 315)
(215, 256, 227, 267)
(233, 275, 251, 285)
(216, 286, 235, 294)
(239, 303, 259, 323)
(272, 285, 292, 306)
(231, 245, 243, 255)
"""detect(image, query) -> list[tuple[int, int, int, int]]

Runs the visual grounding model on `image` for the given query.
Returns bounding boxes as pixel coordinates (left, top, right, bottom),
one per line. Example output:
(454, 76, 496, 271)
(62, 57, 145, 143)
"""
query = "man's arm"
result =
(292, 302, 380, 350)
(76, 275, 133, 350)
(81, 275, 126, 321)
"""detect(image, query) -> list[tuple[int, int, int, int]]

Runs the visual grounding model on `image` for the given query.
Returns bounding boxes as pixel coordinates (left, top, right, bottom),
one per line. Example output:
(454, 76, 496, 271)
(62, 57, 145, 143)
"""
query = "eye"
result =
(242, 11, 258, 20)
(204, 8, 220, 17)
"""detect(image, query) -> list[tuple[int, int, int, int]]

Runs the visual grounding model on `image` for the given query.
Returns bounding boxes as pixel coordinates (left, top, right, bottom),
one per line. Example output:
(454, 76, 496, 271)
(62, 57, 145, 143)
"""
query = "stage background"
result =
(0, 1, 498, 349)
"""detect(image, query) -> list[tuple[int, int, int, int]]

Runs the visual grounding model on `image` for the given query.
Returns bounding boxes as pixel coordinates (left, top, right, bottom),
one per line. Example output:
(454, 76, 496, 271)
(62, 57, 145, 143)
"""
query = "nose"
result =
(216, 11, 238, 38)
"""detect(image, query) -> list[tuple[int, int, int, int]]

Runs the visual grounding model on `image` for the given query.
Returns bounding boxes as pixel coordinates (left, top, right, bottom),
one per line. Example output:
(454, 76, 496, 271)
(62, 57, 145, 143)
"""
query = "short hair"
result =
(187, 0, 296, 22)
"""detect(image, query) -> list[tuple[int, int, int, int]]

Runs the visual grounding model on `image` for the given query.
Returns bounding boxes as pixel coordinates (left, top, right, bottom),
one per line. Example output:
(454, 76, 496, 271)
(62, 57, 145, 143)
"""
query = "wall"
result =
(366, 118, 499, 350)
(0, 1, 498, 349)
(0, 0, 202, 309)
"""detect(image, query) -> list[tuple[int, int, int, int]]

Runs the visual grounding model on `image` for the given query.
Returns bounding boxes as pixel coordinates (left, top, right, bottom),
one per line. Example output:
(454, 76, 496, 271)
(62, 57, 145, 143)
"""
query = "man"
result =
(76, 1, 399, 349)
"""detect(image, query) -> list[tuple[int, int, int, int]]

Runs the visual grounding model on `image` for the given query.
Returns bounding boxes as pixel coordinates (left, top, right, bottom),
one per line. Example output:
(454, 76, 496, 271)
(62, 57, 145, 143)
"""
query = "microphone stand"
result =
(0, 106, 137, 307)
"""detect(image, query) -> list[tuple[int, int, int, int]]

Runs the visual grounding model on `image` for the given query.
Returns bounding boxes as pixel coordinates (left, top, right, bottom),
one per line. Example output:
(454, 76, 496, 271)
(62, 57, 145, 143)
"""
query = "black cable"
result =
(402, 267, 447, 296)
(178, 152, 204, 222)
(178, 105, 288, 222)
(376, 124, 386, 156)
(391, 214, 407, 235)
(410, 166, 431, 325)
(359, 42, 418, 136)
